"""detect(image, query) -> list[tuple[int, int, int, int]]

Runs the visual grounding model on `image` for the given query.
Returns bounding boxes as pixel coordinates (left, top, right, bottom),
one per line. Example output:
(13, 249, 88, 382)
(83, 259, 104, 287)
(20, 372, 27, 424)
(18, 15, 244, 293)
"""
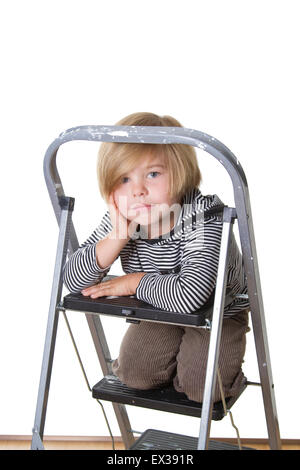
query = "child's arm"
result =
(95, 192, 140, 269)
(62, 211, 115, 293)
(63, 194, 139, 294)
(95, 229, 130, 270)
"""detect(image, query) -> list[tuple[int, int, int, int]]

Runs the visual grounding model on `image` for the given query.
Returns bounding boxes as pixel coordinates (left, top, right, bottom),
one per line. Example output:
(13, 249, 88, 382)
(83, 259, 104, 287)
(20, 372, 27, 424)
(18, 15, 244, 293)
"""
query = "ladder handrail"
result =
(44, 125, 247, 229)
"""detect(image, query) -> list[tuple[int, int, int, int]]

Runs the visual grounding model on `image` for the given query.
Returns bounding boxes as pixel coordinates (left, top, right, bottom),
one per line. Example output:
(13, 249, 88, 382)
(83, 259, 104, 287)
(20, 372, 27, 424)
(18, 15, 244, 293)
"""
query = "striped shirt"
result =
(63, 188, 250, 317)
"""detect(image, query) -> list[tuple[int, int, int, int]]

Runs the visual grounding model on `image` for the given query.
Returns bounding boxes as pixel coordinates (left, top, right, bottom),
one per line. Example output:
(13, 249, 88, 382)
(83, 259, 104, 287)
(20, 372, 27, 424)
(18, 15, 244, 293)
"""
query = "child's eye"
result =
(121, 172, 160, 183)
(148, 171, 160, 178)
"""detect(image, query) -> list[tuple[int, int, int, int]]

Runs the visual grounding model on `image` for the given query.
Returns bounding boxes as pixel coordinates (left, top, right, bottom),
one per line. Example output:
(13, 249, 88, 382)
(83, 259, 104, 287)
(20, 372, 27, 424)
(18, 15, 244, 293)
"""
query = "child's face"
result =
(113, 154, 180, 236)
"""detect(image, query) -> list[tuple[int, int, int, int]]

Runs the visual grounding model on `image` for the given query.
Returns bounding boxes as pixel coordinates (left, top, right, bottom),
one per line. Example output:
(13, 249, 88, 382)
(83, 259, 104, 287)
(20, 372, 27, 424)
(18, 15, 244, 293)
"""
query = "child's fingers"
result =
(82, 282, 103, 294)
(90, 284, 112, 298)
(82, 288, 104, 298)
(82, 281, 113, 297)
(108, 193, 118, 221)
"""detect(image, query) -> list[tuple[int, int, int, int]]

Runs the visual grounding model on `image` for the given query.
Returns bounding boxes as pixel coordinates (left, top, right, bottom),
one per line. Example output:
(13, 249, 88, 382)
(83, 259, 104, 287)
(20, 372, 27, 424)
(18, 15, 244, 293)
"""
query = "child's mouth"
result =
(133, 204, 153, 211)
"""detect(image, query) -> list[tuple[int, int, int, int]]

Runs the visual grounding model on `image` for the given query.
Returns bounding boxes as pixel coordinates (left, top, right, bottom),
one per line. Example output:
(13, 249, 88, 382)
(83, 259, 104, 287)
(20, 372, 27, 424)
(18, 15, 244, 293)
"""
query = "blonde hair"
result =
(97, 112, 201, 203)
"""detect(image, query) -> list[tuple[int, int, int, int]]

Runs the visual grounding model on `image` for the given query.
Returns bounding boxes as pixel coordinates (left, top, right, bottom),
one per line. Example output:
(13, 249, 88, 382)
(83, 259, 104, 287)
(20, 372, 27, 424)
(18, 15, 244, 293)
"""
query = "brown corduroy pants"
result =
(112, 309, 250, 403)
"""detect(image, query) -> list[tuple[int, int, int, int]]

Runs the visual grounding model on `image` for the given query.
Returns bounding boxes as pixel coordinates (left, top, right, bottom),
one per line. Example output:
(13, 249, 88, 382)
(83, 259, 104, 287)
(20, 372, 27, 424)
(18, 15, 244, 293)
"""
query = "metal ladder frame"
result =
(31, 125, 281, 450)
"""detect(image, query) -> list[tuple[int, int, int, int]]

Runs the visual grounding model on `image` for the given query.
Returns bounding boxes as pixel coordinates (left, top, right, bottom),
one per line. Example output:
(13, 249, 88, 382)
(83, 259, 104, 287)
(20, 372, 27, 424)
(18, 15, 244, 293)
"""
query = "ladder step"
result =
(62, 284, 236, 327)
(92, 375, 247, 421)
(130, 429, 255, 450)
(63, 292, 207, 326)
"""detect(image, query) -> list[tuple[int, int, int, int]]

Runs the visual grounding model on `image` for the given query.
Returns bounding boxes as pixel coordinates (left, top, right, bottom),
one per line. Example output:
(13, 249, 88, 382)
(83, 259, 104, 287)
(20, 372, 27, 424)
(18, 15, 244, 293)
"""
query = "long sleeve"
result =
(63, 211, 114, 293)
(135, 219, 223, 314)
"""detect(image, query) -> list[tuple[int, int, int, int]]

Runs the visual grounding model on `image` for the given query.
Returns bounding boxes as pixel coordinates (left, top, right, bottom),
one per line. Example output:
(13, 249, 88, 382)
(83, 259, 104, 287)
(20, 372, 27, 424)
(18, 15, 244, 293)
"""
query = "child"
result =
(63, 112, 250, 403)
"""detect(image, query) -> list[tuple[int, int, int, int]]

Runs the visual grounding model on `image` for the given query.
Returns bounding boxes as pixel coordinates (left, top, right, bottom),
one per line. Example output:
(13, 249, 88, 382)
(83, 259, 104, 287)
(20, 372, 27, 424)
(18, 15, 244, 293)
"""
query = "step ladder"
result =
(31, 125, 281, 451)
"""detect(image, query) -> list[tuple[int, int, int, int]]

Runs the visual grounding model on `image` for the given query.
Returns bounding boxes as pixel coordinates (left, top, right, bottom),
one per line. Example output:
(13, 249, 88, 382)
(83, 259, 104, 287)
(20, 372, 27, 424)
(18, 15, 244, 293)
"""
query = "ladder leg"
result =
(237, 202, 281, 449)
(251, 312, 281, 449)
(198, 207, 235, 450)
(31, 197, 74, 449)
(86, 314, 135, 449)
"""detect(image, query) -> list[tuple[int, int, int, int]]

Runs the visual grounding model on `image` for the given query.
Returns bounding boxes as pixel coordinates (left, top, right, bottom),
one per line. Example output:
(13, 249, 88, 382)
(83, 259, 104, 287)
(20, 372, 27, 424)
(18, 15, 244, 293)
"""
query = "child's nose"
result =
(132, 181, 148, 197)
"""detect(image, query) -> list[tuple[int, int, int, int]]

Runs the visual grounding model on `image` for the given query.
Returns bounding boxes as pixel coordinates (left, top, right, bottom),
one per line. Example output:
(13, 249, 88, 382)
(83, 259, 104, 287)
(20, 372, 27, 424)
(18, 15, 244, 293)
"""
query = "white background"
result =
(1, 0, 299, 442)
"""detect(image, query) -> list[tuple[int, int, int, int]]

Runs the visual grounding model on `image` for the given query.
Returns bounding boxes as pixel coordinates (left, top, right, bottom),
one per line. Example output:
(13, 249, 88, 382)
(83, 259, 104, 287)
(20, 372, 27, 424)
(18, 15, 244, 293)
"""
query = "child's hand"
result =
(81, 272, 146, 298)
(108, 193, 138, 239)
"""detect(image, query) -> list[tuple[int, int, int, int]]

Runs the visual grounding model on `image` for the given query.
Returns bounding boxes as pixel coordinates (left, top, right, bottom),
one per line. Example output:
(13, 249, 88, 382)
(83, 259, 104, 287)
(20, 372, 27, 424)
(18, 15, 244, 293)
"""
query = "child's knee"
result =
(112, 355, 176, 390)
(173, 366, 205, 403)
(174, 362, 246, 404)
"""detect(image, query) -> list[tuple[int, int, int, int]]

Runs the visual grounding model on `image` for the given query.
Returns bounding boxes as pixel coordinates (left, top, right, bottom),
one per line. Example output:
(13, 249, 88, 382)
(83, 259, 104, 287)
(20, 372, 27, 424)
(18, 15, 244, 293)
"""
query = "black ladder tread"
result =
(92, 375, 247, 421)
(63, 281, 236, 327)
(130, 429, 255, 450)
(63, 293, 208, 326)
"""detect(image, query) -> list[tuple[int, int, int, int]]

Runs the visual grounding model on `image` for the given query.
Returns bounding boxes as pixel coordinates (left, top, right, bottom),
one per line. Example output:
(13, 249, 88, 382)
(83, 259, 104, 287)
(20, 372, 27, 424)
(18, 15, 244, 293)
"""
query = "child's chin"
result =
(134, 214, 158, 225)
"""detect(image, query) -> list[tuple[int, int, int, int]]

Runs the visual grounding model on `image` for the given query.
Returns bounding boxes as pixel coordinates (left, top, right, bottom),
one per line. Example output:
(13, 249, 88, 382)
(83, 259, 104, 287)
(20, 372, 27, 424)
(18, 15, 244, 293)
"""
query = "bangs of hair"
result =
(97, 112, 202, 203)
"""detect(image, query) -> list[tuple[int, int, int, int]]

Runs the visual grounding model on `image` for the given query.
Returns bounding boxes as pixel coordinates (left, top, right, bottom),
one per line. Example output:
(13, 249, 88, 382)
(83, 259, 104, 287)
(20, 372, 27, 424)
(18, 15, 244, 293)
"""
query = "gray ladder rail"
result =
(31, 197, 74, 449)
(197, 206, 236, 449)
(36, 124, 281, 450)
(31, 197, 135, 450)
